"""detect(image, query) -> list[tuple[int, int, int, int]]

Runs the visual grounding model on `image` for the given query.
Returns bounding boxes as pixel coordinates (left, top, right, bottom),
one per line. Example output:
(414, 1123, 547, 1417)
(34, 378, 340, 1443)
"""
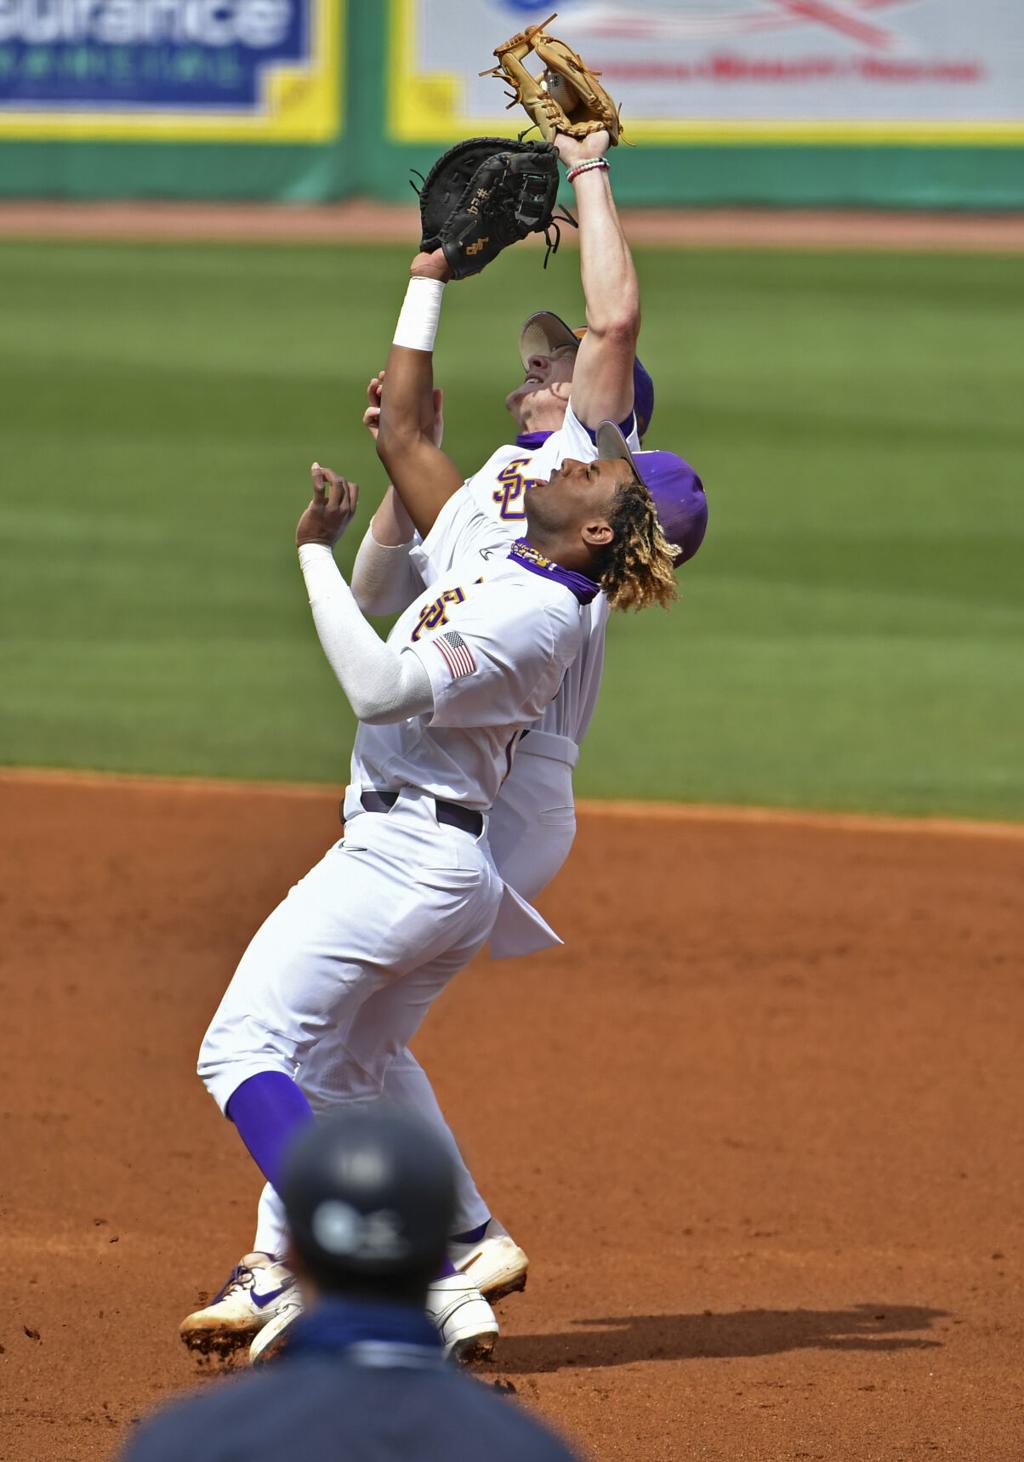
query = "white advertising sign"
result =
(389, 0, 1024, 142)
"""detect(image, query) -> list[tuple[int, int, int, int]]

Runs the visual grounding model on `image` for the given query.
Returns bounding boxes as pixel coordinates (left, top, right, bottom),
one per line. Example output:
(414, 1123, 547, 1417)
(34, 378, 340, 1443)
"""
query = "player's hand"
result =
(363, 373, 444, 449)
(296, 464, 359, 548)
(362, 371, 385, 440)
(410, 248, 452, 282)
(555, 128, 610, 168)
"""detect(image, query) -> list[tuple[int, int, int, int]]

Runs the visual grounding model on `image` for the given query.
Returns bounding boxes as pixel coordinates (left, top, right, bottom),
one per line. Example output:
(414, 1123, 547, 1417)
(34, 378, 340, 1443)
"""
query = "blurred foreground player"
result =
(123, 1110, 579, 1462)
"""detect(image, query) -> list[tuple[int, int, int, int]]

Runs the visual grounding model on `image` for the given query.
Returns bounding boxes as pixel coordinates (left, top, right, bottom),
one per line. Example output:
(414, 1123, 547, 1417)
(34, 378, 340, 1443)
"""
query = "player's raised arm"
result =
(350, 371, 429, 616)
(375, 252, 464, 539)
(556, 130, 640, 431)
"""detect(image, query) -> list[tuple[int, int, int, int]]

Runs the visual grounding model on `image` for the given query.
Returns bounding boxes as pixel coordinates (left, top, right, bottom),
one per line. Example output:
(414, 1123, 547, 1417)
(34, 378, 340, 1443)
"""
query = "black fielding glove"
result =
(415, 138, 569, 280)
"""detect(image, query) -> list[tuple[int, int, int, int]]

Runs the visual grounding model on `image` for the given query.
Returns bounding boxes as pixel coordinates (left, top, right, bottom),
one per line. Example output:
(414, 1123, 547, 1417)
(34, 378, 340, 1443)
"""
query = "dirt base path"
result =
(2, 774, 1023, 1461)
(1, 199, 1023, 252)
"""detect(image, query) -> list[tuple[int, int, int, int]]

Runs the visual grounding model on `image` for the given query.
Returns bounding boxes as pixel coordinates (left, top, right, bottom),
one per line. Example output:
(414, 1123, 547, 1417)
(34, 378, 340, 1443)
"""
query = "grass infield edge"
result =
(2, 765, 1021, 841)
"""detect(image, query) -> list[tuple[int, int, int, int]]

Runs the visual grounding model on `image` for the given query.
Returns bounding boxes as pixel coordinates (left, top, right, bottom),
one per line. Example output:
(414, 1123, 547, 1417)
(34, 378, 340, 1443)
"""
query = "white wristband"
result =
(393, 276, 446, 352)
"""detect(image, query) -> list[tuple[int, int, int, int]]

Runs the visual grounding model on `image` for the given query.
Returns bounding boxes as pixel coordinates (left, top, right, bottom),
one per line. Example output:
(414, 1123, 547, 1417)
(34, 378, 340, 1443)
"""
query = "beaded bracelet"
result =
(565, 158, 610, 185)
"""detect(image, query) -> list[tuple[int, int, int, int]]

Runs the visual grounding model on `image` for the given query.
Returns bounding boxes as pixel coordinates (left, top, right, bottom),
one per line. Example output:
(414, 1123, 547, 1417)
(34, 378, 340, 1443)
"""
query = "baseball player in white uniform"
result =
(182, 195, 681, 1364)
(336, 369, 706, 1265)
(177, 131, 705, 1362)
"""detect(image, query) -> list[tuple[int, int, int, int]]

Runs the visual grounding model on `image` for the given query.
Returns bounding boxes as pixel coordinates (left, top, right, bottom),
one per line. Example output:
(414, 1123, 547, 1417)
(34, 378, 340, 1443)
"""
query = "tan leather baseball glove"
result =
(482, 11, 623, 147)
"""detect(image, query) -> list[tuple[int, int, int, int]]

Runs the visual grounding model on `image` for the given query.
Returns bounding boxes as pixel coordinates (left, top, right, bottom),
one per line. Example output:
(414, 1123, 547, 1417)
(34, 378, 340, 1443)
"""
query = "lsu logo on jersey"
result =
(410, 588, 466, 642)
(410, 578, 487, 644)
(493, 458, 544, 521)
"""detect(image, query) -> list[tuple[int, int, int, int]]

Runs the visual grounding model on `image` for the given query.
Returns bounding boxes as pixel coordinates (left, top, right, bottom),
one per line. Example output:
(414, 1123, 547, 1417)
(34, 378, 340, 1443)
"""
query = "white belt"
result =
(518, 729, 579, 768)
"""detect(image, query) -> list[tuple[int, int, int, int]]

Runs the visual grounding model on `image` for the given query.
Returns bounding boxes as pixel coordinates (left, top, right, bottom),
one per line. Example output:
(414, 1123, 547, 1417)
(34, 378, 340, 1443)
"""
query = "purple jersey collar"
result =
(509, 538, 600, 605)
(515, 410, 634, 454)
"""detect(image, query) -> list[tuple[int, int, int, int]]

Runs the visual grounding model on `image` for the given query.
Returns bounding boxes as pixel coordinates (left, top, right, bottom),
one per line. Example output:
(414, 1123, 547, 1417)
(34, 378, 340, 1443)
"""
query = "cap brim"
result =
(596, 419, 645, 488)
(518, 311, 581, 370)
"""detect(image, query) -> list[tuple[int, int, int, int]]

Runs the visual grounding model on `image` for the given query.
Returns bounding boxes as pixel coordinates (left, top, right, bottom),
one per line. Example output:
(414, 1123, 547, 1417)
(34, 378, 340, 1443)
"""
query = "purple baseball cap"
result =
(518, 311, 656, 439)
(597, 420, 708, 567)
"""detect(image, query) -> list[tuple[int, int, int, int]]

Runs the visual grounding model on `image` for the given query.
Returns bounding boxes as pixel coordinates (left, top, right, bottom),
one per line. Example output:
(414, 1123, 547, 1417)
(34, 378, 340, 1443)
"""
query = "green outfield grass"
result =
(1, 240, 1021, 818)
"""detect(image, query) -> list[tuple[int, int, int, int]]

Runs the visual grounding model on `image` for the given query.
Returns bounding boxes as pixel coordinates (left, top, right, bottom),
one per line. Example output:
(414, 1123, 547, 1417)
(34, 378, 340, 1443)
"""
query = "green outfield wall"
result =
(1, 0, 1022, 208)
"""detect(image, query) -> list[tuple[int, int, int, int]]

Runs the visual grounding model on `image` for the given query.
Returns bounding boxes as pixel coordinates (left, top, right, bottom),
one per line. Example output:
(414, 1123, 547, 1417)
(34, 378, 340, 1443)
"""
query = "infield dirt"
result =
(2, 774, 1023, 1461)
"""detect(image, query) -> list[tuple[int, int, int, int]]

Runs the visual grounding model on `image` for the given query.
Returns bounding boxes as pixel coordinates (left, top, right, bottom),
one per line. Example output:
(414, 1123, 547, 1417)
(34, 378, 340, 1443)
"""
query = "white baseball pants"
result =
(199, 788, 504, 1128)
(249, 743, 577, 1255)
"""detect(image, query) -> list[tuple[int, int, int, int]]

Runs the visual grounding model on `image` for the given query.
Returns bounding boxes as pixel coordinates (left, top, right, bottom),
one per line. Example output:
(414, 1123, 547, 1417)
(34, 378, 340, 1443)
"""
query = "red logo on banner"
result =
(589, 1, 923, 51)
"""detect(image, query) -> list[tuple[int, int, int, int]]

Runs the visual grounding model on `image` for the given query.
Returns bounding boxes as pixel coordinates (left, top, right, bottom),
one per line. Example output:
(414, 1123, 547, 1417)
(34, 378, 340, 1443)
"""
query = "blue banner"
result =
(0, 0, 309, 110)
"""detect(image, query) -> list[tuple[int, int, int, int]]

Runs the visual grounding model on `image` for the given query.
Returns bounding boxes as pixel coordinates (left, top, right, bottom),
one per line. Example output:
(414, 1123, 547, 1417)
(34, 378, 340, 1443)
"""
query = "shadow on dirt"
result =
(491, 1304, 948, 1374)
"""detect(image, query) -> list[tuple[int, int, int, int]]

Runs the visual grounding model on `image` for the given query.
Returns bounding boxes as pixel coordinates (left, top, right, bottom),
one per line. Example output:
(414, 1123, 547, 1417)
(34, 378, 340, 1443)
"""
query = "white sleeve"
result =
(299, 544, 433, 725)
(415, 484, 515, 582)
(415, 486, 476, 579)
(404, 591, 580, 731)
(562, 398, 640, 453)
(351, 526, 425, 616)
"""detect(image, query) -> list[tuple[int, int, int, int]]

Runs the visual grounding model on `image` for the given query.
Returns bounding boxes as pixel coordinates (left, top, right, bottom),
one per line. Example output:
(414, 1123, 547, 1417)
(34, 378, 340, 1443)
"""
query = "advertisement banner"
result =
(388, 0, 1024, 145)
(0, 0, 343, 138)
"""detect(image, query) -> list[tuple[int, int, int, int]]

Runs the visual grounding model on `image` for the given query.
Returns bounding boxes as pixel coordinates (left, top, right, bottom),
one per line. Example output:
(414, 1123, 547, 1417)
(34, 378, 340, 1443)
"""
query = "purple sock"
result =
(437, 1257, 459, 1279)
(451, 1219, 490, 1246)
(225, 1071, 313, 1190)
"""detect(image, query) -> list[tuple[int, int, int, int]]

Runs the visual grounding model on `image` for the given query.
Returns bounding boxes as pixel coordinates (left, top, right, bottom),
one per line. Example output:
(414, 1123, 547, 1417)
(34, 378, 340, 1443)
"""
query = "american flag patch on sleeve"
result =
(434, 631, 476, 681)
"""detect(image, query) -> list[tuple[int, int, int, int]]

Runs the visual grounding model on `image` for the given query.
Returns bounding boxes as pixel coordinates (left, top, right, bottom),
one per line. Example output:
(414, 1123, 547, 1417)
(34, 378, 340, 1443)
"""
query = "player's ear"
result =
(581, 517, 613, 549)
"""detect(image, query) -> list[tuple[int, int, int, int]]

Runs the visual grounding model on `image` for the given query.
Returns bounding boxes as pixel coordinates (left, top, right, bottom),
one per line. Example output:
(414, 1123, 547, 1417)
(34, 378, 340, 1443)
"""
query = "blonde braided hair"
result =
(597, 477, 678, 612)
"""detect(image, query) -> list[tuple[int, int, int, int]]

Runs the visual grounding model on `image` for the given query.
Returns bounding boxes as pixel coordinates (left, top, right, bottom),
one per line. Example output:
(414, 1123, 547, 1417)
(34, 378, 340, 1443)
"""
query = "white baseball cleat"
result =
(449, 1219, 529, 1302)
(426, 1274, 499, 1363)
(249, 1292, 305, 1365)
(179, 1252, 297, 1362)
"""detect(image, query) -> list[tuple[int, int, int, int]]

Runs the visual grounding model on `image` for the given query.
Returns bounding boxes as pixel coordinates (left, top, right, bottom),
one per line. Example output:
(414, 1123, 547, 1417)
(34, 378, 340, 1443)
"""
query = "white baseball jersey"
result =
(410, 399, 640, 750)
(350, 502, 587, 813)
